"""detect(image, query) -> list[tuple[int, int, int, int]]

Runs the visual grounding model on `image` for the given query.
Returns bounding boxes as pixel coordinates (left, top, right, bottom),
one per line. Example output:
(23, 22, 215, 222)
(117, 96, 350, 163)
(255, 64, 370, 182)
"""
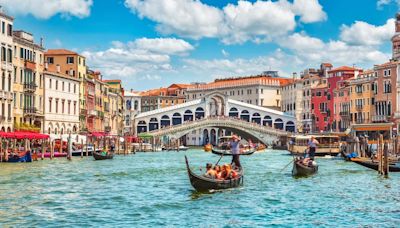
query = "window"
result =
(7, 24, 12, 36)
(68, 101, 71, 114)
(74, 101, 77, 115)
(47, 57, 54, 64)
(74, 84, 76, 93)
(7, 48, 12, 63)
(1, 22, 4, 34)
(67, 57, 74, 64)
(62, 81, 64, 91)
(56, 80, 58, 90)
(62, 100, 65, 113)
(49, 98, 52, 112)
(55, 100, 58, 113)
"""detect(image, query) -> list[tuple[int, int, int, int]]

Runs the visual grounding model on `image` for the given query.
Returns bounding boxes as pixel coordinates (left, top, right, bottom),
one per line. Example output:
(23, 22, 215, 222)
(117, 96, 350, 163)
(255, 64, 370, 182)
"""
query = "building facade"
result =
(43, 71, 80, 135)
(124, 90, 141, 134)
(281, 77, 303, 131)
(0, 11, 14, 132)
(12, 30, 45, 132)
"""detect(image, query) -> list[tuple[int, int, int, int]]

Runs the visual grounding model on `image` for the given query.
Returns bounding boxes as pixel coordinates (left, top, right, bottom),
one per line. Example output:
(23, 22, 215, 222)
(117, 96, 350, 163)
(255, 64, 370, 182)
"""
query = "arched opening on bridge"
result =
(184, 110, 193, 122)
(195, 107, 205, 120)
(229, 107, 239, 117)
(285, 121, 295, 132)
(149, 118, 159, 131)
(203, 129, 209, 145)
(172, 113, 182, 125)
(137, 120, 147, 133)
(274, 118, 284, 130)
(217, 128, 224, 144)
(240, 110, 250, 122)
(251, 113, 261, 124)
(209, 95, 225, 116)
(210, 129, 217, 146)
(160, 115, 170, 128)
(263, 115, 272, 127)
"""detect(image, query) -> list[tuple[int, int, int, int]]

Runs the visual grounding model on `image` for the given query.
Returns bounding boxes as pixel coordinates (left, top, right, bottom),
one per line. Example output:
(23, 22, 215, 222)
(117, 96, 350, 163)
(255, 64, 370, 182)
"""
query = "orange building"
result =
(140, 84, 190, 112)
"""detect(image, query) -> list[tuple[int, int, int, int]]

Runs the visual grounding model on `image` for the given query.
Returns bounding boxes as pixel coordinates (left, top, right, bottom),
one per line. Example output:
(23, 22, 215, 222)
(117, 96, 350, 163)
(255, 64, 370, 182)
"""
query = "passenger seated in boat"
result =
(101, 150, 108, 156)
(204, 163, 217, 179)
(214, 165, 222, 179)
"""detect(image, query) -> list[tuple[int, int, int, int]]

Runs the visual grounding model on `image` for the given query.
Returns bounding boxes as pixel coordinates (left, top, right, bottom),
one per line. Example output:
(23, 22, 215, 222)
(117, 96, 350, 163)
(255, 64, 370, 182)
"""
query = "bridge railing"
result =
(146, 116, 288, 137)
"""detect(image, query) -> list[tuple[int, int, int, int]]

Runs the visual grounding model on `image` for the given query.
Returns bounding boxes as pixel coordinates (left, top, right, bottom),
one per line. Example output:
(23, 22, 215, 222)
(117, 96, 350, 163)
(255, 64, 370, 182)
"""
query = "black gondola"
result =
(93, 151, 114, 160)
(292, 158, 318, 177)
(351, 158, 400, 172)
(184, 156, 243, 192)
(211, 148, 255, 156)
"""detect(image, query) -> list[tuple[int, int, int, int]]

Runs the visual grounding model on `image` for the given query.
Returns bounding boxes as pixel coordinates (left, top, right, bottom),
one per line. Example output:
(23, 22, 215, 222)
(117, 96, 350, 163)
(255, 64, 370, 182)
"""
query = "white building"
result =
(281, 78, 303, 131)
(43, 71, 80, 135)
(0, 11, 14, 131)
(186, 74, 292, 109)
(124, 90, 141, 134)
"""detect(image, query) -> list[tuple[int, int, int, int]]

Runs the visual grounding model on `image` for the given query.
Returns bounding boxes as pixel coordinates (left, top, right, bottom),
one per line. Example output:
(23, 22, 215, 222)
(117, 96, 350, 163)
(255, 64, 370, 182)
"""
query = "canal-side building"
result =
(186, 73, 293, 109)
(124, 90, 141, 134)
(0, 11, 14, 132)
(280, 76, 303, 131)
(140, 84, 189, 112)
(12, 30, 45, 132)
(311, 79, 329, 132)
(104, 80, 124, 135)
(349, 70, 375, 125)
(43, 71, 80, 135)
(333, 80, 351, 132)
(301, 73, 323, 133)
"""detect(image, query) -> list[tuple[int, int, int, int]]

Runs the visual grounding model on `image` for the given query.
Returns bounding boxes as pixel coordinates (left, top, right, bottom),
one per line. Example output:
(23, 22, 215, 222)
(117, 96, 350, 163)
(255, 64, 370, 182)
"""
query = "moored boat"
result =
(351, 158, 400, 172)
(288, 135, 340, 157)
(184, 156, 243, 192)
(7, 151, 32, 163)
(292, 157, 318, 177)
(93, 151, 114, 160)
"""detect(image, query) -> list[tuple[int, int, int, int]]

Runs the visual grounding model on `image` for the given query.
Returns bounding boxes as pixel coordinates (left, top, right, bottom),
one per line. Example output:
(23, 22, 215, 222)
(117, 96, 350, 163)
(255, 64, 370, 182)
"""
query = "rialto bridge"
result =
(134, 92, 296, 145)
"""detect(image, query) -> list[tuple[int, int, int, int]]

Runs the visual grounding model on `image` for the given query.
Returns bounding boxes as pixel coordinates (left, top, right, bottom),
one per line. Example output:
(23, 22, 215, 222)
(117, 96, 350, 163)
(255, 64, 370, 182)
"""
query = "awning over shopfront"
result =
(0, 131, 50, 139)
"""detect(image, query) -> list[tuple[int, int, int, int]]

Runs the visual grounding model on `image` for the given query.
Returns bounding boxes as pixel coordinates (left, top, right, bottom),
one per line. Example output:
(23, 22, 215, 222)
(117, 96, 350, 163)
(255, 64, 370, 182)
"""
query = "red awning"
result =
(89, 132, 108, 137)
(0, 131, 50, 139)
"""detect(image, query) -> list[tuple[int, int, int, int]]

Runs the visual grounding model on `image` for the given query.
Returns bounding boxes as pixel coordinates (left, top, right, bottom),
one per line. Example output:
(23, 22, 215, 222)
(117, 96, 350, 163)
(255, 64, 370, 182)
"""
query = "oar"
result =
(215, 153, 224, 166)
(280, 159, 294, 172)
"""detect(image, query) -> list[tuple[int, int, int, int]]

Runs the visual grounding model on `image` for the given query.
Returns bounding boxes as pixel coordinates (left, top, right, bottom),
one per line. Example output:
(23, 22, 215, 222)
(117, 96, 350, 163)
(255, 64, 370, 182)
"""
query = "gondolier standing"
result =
(230, 135, 241, 168)
(307, 136, 319, 160)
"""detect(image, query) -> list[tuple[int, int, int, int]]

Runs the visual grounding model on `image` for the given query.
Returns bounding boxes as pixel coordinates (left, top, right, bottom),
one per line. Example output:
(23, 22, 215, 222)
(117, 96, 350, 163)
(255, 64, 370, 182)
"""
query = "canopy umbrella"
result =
(138, 133, 153, 139)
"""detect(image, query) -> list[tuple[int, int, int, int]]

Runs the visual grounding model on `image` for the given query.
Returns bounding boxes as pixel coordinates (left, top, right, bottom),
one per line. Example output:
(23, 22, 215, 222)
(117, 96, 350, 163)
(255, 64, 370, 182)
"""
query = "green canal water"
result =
(0, 149, 399, 227)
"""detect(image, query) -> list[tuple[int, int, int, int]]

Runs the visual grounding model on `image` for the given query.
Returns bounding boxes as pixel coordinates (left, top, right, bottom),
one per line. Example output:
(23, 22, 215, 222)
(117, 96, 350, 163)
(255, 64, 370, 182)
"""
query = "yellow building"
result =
(104, 80, 124, 135)
(349, 70, 375, 125)
(12, 30, 45, 132)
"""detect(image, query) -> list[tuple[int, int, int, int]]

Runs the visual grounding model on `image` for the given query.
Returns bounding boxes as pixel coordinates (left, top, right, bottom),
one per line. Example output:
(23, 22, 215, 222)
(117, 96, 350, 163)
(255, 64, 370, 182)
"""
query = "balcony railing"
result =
(7, 116, 12, 122)
(340, 111, 350, 116)
(23, 83, 37, 92)
(372, 115, 388, 122)
(355, 105, 363, 111)
(24, 60, 36, 71)
(24, 107, 38, 115)
(88, 110, 97, 116)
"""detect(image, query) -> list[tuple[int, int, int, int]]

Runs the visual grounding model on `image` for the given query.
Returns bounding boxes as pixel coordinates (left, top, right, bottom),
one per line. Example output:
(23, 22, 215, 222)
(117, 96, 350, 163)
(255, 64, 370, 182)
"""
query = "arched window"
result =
(274, 118, 284, 130)
(137, 120, 147, 133)
(172, 113, 182, 125)
(285, 121, 295, 132)
(184, 110, 193, 121)
(263, 116, 272, 127)
(229, 107, 239, 117)
(240, 110, 250, 122)
(251, 113, 261, 124)
(195, 107, 205, 120)
(160, 115, 170, 127)
(149, 118, 159, 131)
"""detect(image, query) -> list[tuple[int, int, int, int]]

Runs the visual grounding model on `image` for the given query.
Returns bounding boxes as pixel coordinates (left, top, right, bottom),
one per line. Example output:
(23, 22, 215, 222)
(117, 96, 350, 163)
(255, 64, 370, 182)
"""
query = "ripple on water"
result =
(0, 150, 400, 227)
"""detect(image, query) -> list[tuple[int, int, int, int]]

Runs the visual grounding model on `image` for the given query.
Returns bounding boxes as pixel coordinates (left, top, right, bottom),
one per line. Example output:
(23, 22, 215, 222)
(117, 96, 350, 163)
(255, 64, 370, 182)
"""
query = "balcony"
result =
(0, 115, 4, 122)
(5, 92, 13, 101)
(88, 89, 95, 97)
(23, 83, 37, 93)
(372, 115, 388, 123)
(24, 107, 39, 116)
(355, 119, 369, 124)
(355, 105, 363, 111)
(24, 60, 36, 71)
(7, 116, 11, 122)
(88, 110, 97, 116)
(0, 91, 5, 100)
(80, 108, 87, 116)
(340, 111, 350, 117)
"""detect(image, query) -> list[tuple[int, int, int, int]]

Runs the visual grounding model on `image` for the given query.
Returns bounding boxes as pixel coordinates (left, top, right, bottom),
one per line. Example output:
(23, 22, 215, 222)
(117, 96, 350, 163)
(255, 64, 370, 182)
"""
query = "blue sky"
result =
(3, 0, 399, 90)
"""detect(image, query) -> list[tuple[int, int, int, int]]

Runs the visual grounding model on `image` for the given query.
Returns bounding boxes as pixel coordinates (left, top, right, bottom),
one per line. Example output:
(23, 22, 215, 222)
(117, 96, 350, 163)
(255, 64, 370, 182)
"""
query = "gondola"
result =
(351, 158, 400, 172)
(184, 156, 243, 192)
(7, 151, 32, 162)
(93, 151, 114, 160)
(292, 158, 318, 177)
(211, 148, 255, 156)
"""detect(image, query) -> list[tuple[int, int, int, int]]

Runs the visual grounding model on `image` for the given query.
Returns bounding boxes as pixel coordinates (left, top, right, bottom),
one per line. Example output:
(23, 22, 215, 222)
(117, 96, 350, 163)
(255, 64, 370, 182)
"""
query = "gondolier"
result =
(307, 136, 319, 160)
(230, 135, 241, 168)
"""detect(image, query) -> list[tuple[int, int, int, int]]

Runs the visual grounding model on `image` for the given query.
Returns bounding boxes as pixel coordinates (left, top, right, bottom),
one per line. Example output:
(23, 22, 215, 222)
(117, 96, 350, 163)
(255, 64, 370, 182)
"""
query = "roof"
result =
(321, 63, 333, 67)
(45, 49, 79, 56)
(228, 99, 295, 119)
(329, 66, 362, 72)
(168, 84, 193, 89)
(188, 75, 293, 91)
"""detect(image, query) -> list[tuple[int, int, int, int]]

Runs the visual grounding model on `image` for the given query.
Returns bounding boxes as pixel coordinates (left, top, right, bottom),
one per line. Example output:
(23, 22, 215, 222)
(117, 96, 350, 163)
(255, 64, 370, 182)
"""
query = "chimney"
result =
(40, 37, 44, 48)
(56, 64, 60, 73)
(292, 72, 297, 80)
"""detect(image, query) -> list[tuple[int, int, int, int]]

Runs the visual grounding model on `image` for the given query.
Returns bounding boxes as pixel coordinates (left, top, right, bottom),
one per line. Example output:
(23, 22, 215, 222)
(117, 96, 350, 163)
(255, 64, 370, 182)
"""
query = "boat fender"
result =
(312, 161, 317, 166)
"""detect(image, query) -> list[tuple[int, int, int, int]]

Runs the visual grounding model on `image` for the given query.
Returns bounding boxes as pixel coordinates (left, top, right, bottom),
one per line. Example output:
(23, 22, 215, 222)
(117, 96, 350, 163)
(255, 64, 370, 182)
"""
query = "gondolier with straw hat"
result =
(230, 134, 241, 168)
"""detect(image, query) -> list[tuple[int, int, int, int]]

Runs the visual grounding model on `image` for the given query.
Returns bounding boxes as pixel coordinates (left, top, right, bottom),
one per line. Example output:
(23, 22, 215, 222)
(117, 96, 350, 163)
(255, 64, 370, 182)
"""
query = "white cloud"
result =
(0, 0, 93, 19)
(124, 0, 327, 44)
(221, 49, 229, 57)
(279, 32, 389, 67)
(292, 0, 327, 23)
(129, 38, 194, 55)
(340, 19, 395, 46)
(377, 0, 400, 8)
(83, 38, 193, 80)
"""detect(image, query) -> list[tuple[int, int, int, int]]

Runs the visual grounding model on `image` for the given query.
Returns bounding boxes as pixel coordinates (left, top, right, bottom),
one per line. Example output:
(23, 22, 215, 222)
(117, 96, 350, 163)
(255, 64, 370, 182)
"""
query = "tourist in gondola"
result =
(230, 135, 241, 168)
(307, 136, 319, 160)
(204, 163, 217, 179)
